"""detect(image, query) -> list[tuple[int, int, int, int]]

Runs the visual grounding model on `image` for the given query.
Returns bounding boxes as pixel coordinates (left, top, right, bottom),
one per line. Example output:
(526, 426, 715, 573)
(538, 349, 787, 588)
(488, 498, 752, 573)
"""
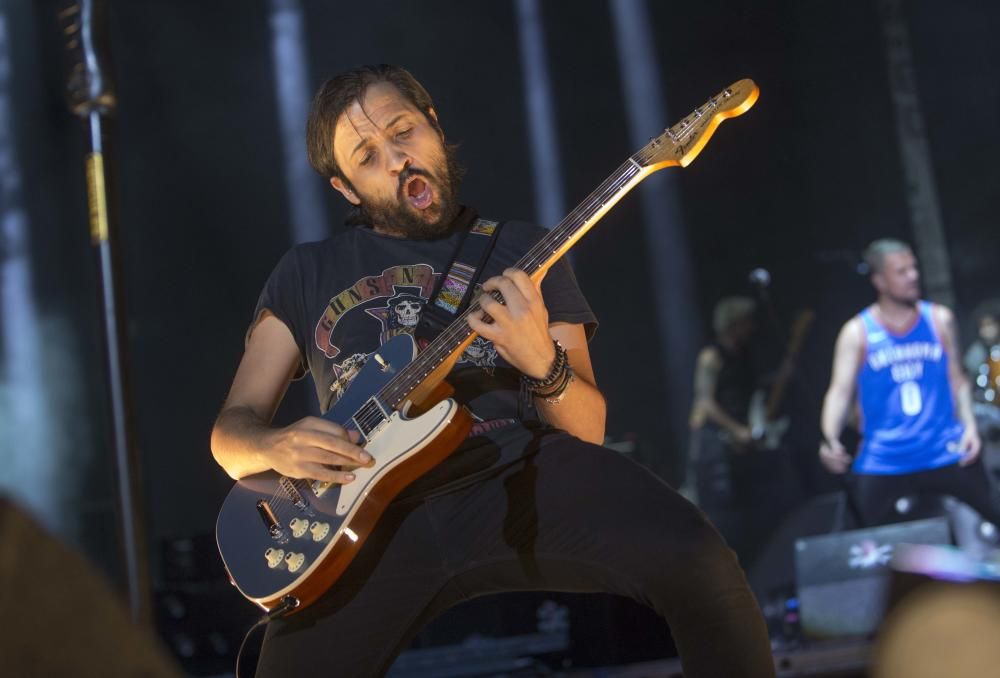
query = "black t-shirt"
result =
(249, 207, 597, 489)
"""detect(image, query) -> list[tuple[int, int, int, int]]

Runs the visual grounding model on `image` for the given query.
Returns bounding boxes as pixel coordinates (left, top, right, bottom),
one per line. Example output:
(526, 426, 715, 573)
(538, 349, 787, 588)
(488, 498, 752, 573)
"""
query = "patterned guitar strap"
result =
(414, 216, 504, 350)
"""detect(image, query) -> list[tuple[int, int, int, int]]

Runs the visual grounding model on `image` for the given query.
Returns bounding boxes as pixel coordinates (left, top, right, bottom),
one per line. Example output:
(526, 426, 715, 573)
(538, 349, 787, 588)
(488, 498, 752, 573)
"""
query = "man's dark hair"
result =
(306, 64, 441, 182)
(863, 238, 912, 274)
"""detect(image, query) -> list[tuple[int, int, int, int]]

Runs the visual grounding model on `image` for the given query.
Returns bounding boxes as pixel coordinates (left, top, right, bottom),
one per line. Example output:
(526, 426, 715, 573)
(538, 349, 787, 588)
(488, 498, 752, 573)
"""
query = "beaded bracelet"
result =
(521, 339, 568, 393)
(538, 365, 575, 404)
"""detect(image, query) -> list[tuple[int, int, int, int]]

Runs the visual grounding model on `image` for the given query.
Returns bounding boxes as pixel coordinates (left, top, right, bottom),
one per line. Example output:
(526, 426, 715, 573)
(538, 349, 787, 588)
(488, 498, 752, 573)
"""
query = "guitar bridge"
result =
(279, 477, 313, 515)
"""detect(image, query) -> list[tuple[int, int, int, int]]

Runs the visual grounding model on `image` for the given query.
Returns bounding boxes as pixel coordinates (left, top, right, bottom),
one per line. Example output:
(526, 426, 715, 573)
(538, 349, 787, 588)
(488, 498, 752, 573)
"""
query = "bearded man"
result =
(211, 64, 773, 678)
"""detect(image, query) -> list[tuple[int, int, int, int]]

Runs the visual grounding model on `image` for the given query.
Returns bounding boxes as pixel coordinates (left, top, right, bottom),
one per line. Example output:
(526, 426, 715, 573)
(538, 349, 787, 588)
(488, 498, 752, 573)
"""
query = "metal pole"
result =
(59, 0, 152, 624)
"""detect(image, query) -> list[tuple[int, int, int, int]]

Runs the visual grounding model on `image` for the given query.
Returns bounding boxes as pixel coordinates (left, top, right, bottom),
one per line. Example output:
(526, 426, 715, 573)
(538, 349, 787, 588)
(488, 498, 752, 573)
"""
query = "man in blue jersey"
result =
(819, 239, 995, 527)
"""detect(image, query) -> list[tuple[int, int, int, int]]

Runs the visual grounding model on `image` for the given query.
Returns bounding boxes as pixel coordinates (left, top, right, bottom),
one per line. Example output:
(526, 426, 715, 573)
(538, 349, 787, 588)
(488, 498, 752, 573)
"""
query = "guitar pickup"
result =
(256, 500, 286, 542)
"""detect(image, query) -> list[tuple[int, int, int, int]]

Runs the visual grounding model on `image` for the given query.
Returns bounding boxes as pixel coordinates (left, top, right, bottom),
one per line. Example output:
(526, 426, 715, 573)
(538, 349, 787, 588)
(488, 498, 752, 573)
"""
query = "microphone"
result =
(748, 268, 771, 288)
(57, 0, 116, 117)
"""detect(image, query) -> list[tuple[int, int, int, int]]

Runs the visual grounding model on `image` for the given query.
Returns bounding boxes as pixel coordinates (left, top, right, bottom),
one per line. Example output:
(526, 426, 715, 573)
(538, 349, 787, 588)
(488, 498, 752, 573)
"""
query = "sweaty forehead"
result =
(333, 83, 420, 161)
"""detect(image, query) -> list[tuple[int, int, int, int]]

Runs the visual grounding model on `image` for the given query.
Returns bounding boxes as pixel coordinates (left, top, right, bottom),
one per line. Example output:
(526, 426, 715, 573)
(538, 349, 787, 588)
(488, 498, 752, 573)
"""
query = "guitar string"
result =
(368, 123, 668, 407)
(387, 162, 637, 379)
(365, 90, 728, 412)
(375, 165, 637, 407)
(374, 161, 642, 406)
(267, 89, 735, 542)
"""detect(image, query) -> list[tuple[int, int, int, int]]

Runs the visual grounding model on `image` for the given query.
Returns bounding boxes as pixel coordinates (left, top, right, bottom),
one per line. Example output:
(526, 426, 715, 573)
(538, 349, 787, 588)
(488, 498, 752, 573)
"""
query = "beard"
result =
(344, 143, 465, 240)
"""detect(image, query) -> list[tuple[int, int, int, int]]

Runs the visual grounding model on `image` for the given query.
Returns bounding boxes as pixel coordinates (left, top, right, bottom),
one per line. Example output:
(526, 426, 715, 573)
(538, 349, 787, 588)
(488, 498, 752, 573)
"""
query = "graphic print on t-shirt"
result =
(458, 336, 498, 375)
(314, 263, 437, 361)
(365, 289, 427, 346)
(313, 263, 504, 404)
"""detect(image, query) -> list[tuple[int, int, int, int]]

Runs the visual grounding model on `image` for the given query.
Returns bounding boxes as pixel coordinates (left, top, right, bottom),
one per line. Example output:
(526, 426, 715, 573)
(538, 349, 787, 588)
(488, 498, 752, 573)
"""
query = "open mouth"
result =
(403, 175, 434, 210)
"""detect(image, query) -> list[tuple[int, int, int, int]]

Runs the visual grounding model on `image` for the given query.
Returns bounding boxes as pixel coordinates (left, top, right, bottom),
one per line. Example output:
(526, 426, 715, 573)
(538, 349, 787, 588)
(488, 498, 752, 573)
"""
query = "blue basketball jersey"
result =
(854, 301, 964, 474)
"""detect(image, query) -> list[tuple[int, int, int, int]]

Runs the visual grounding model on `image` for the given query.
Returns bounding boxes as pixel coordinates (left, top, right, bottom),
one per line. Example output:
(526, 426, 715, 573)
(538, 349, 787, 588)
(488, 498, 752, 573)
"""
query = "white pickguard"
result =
(334, 399, 459, 516)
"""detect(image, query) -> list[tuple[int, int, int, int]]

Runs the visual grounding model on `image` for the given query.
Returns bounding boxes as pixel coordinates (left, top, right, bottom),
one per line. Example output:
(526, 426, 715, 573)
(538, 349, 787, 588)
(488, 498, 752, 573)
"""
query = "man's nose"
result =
(387, 145, 412, 175)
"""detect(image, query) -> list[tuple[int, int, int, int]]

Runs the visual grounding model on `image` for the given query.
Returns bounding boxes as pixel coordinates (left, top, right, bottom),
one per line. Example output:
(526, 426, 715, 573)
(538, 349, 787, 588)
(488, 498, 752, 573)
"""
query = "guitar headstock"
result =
(633, 78, 759, 171)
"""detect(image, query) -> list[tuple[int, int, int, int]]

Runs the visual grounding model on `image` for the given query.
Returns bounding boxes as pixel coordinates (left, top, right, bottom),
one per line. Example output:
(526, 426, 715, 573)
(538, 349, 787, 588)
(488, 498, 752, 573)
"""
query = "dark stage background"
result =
(1, 0, 998, 673)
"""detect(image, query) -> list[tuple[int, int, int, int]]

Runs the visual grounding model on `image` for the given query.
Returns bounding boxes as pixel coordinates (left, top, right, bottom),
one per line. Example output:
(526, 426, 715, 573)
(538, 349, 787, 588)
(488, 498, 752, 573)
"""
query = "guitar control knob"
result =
(310, 521, 331, 542)
(264, 548, 285, 569)
(290, 518, 309, 538)
(284, 552, 306, 573)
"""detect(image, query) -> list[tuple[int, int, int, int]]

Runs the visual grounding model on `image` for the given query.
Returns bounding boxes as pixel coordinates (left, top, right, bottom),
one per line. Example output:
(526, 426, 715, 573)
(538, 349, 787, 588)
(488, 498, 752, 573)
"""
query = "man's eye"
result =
(359, 151, 374, 166)
(396, 128, 412, 139)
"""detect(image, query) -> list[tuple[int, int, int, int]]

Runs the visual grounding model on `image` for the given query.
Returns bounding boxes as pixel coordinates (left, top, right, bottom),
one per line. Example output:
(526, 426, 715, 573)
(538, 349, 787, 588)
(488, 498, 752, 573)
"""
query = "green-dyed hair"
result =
(713, 296, 757, 335)
(863, 238, 912, 274)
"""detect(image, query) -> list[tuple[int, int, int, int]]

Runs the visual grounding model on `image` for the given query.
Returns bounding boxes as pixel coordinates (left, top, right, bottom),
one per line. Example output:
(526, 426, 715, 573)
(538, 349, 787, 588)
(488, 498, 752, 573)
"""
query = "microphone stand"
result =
(57, 0, 152, 624)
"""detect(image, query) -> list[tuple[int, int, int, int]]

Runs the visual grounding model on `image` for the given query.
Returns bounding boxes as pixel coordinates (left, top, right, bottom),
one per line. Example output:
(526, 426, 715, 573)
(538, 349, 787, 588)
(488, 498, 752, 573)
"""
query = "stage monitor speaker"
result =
(794, 516, 950, 639)
(0, 497, 181, 678)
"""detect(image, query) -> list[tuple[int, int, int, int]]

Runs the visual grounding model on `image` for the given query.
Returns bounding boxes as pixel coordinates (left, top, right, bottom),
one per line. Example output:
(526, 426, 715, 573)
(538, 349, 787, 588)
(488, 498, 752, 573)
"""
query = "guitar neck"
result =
(764, 311, 815, 419)
(374, 78, 759, 411)
(377, 160, 649, 411)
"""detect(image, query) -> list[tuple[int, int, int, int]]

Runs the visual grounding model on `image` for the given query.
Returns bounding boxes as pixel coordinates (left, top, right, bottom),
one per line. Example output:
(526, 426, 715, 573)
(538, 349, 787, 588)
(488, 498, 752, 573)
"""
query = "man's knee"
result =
(629, 493, 741, 581)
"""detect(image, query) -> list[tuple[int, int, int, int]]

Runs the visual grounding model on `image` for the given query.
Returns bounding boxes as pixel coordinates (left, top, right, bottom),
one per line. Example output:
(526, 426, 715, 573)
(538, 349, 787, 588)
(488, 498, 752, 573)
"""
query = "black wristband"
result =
(521, 340, 567, 393)
(536, 364, 575, 404)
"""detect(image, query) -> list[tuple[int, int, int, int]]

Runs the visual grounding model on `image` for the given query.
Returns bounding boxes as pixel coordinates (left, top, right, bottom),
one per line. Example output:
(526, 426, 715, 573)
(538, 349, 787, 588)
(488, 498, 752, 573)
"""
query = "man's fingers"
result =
(467, 311, 500, 340)
(298, 462, 357, 485)
(299, 430, 371, 465)
(960, 448, 979, 467)
(503, 268, 540, 304)
(301, 446, 367, 470)
(486, 275, 528, 313)
(820, 445, 851, 473)
(301, 416, 351, 438)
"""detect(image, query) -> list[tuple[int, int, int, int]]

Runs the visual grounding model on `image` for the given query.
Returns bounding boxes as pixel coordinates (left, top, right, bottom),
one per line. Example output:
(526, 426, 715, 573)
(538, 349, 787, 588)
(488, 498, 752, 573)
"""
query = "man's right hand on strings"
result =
(260, 417, 373, 484)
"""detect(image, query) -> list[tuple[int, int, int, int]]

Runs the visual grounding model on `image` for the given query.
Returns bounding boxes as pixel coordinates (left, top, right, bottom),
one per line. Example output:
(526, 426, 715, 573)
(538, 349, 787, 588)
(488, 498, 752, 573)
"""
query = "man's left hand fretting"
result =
(467, 268, 555, 379)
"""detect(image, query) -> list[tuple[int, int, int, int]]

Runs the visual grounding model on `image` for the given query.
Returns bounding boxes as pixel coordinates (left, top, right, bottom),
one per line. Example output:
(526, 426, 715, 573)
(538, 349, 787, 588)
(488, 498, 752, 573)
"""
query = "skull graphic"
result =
(460, 336, 498, 373)
(392, 297, 423, 328)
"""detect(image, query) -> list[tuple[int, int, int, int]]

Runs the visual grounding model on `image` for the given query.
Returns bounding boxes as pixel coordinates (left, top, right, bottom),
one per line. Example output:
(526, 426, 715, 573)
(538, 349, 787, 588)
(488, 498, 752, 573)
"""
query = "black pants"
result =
(256, 430, 774, 678)
(851, 457, 1000, 527)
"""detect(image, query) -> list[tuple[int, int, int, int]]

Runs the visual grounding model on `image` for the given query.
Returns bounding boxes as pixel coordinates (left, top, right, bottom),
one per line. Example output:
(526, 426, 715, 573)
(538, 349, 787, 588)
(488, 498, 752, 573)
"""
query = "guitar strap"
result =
(414, 216, 504, 349)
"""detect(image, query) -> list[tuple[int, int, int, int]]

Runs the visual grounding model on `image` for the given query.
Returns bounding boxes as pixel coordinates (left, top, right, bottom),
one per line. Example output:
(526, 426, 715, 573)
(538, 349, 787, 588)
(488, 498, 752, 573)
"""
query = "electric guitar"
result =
(747, 309, 815, 449)
(216, 79, 760, 615)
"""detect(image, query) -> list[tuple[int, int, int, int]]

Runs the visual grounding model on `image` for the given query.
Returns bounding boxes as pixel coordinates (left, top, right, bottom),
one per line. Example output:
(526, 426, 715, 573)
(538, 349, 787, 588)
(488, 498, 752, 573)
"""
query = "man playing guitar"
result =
(211, 65, 773, 677)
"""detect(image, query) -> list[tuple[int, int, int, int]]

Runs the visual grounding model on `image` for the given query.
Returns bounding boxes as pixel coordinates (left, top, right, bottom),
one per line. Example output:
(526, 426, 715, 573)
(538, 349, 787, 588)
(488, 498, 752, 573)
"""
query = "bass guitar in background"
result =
(745, 309, 815, 450)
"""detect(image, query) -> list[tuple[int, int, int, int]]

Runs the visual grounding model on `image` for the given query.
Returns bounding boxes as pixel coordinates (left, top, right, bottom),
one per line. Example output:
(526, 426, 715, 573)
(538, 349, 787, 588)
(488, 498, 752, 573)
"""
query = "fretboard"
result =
(370, 79, 753, 411)
(374, 158, 649, 411)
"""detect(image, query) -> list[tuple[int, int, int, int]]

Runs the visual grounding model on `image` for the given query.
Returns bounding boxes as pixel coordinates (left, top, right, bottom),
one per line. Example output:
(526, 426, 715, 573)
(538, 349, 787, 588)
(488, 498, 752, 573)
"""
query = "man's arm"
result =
(468, 269, 606, 445)
(933, 305, 981, 464)
(819, 318, 864, 473)
(537, 322, 606, 444)
(689, 346, 752, 445)
(211, 312, 370, 481)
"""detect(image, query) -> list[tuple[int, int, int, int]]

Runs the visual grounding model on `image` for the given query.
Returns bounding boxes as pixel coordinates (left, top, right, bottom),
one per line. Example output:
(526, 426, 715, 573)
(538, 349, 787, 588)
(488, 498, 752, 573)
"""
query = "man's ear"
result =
(330, 176, 361, 205)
